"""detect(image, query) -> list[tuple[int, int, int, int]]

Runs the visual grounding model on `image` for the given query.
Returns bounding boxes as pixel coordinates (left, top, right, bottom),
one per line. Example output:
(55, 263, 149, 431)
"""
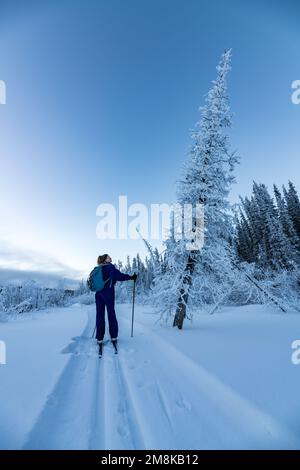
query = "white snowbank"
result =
(0, 306, 87, 449)
(0, 303, 299, 449)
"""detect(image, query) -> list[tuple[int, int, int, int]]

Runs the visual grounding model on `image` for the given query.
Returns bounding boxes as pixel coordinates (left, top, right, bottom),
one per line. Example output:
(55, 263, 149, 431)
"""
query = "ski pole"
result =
(131, 278, 136, 338)
(92, 324, 96, 339)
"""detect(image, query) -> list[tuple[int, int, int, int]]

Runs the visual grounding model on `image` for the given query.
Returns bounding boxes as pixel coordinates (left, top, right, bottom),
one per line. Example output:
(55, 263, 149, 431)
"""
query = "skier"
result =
(94, 254, 137, 355)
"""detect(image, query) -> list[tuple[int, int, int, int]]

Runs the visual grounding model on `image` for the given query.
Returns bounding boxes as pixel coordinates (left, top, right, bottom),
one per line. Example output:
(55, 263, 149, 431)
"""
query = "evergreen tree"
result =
(235, 182, 300, 271)
(235, 210, 255, 262)
(262, 212, 295, 270)
(274, 184, 300, 257)
(284, 181, 300, 240)
(152, 50, 239, 328)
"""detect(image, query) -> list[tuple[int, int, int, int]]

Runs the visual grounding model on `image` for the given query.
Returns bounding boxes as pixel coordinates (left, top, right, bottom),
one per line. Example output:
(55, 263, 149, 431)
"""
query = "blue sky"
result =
(0, 0, 299, 281)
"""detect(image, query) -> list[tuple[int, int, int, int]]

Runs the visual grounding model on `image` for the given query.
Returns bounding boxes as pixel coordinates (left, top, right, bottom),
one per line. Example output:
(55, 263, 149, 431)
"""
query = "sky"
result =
(0, 0, 300, 282)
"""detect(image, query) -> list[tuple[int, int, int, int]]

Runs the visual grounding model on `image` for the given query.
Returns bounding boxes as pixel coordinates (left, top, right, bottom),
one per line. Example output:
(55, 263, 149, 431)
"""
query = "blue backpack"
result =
(87, 265, 112, 292)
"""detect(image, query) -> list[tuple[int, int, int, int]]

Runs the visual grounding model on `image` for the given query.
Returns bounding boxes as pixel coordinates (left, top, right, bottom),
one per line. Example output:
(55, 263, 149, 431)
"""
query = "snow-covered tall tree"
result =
(274, 184, 300, 257)
(235, 182, 300, 270)
(174, 49, 239, 328)
(234, 209, 255, 263)
(284, 181, 300, 240)
(152, 50, 239, 328)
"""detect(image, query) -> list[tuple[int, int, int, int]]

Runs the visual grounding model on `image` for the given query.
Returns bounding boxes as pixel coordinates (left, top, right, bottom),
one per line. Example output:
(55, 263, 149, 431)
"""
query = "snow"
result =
(0, 306, 87, 449)
(0, 303, 299, 450)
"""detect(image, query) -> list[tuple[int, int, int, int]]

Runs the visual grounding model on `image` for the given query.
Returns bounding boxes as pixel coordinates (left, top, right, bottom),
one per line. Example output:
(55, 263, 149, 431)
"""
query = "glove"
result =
(130, 273, 137, 281)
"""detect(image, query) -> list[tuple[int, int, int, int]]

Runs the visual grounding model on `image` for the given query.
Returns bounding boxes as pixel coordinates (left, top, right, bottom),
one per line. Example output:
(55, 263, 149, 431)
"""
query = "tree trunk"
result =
(173, 252, 197, 329)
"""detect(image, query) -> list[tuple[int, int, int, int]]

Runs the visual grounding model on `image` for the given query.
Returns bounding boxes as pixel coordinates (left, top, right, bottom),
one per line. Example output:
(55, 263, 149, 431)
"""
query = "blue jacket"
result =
(101, 262, 131, 289)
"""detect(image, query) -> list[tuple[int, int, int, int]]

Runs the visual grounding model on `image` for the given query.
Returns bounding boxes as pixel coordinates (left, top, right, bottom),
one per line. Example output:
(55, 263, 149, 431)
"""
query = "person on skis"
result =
(94, 254, 137, 353)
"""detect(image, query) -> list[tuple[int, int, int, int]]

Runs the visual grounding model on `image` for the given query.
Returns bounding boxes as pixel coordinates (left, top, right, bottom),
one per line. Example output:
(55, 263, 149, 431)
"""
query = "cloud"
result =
(0, 241, 85, 287)
(0, 268, 81, 289)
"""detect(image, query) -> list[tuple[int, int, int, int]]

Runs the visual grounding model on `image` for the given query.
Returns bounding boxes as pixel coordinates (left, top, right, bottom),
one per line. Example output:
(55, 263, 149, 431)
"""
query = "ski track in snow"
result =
(23, 310, 101, 449)
(22, 305, 300, 449)
(23, 308, 145, 450)
(118, 312, 300, 450)
(101, 348, 145, 449)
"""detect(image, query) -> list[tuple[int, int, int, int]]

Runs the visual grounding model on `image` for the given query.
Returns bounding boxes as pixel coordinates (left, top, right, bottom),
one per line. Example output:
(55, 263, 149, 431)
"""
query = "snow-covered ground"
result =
(0, 302, 300, 450)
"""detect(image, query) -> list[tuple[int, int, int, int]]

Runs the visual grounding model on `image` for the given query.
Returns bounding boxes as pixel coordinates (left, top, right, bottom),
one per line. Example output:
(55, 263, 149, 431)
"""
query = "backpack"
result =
(87, 265, 112, 292)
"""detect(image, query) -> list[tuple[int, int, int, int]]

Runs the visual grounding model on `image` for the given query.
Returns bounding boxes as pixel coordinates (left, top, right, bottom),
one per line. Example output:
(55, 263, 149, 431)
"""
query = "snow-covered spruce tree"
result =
(134, 253, 148, 299)
(261, 212, 296, 270)
(150, 216, 185, 323)
(125, 255, 131, 273)
(174, 49, 239, 328)
(234, 209, 255, 263)
(115, 259, 127, 302)
(251, 182, 278, 265)
(144, 250, 165, 296)
(144, 256, 154, 291)
(115, 257, 132, 302)
(152, 50, 239, 328)
(237, 194, 263, 263)
(283, 181, 300, 240)
(274, 184, 300, 259)
(235, 182, 300, 270)
(251, 182, 296, 270)
(115, 253, 153, 303)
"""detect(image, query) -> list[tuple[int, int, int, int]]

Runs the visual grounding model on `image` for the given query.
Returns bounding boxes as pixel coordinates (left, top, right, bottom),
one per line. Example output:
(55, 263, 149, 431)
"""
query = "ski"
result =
(98, 342, 103, 357)
(112, 339, 118, 354)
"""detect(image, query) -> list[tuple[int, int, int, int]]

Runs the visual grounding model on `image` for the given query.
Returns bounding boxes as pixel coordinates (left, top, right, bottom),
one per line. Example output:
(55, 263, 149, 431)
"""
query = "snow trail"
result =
(23, 310, 100, 449)
(87, 354, 105, 449)
(20, 304, 300, 450)
(118, 312, 300, 449)
(101, 345, 145, 449)
(23, 309, 145, 450)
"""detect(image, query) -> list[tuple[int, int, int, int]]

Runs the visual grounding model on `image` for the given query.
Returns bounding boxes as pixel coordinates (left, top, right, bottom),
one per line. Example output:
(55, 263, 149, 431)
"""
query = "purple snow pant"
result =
(95, 288, 118, 341)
